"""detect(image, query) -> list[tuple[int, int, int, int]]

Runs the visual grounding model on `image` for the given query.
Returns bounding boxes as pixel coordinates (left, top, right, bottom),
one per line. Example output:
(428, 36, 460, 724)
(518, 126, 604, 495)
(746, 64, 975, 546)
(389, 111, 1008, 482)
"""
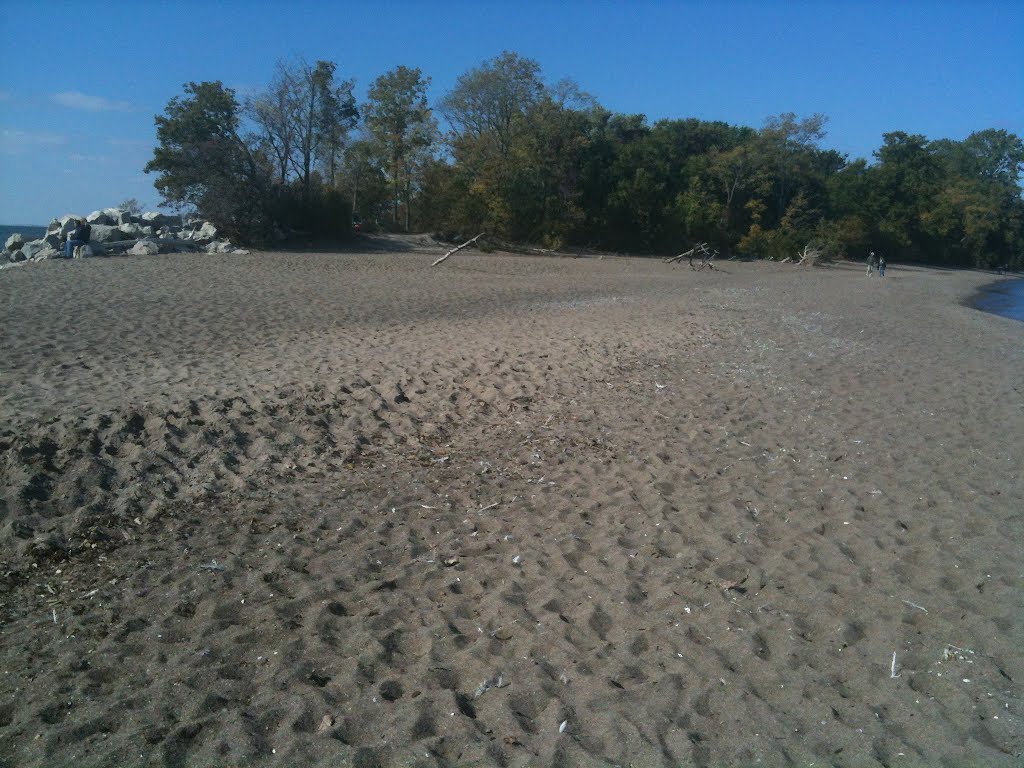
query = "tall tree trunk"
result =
(405, 175, 411, 231)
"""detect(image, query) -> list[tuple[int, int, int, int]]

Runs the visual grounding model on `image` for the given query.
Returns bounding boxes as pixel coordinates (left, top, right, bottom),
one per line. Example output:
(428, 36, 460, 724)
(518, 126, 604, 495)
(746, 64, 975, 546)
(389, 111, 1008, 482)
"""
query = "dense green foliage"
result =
(147, 53, 1024, 266)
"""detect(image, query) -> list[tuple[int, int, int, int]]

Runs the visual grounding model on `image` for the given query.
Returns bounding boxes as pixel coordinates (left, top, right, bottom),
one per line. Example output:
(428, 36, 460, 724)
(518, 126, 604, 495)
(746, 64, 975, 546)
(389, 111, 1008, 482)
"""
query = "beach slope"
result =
(1, 245, 1021, 766)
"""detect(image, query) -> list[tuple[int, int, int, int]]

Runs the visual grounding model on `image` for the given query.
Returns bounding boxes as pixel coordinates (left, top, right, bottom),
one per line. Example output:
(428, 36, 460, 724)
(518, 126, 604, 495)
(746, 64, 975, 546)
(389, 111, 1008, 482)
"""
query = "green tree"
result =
(364, 66, 437, 231)
(756, 113, 829, 227)
(117, 198, 143, 215)
(145, 81, 272, 241)
(291, 59, 358, 199)
(440, 51, 544, 159)
(248, 62, 297, 184)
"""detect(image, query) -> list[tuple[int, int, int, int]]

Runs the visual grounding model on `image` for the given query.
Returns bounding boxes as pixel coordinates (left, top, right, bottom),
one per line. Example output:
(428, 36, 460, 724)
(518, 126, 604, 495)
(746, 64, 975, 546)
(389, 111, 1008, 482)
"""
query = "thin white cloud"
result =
(52, 91, 132, 112)
(108, 137, 151, 150)
(69, 153, 112, 164)
(0, 129, 68, 153)
(0, 90, 11, 102)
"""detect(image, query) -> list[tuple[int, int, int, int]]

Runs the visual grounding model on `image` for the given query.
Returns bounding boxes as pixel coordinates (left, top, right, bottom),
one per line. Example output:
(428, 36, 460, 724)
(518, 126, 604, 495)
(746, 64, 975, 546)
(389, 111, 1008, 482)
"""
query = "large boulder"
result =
(72, 244, 95, 259)
(118, 223, 146, 238)
(129, 239, 160, 256)
(117, 210, 135, 225)
(4, 233, 24, 252)
(31, 246, 61, 261)
(20, 240, 44, 260)
(48, 216, 78, 238)
(193, 221, 218, 241)
(141, 211, 181, 228)
(86, 210, 114, 225)
(205, 240, 235, 254)
(89, 224, 131, 244)
(43, 232, 61, 249)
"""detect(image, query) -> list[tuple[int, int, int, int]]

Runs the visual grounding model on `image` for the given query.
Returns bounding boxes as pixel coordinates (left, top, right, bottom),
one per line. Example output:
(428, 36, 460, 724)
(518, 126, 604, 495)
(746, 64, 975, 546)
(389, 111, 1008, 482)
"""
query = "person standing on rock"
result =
(64, 219, 92, 258)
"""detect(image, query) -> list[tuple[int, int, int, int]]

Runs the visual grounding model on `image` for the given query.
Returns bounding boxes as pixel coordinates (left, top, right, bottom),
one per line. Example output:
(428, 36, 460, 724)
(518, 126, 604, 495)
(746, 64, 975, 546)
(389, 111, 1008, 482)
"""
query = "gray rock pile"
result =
(2, 207, 249, 266)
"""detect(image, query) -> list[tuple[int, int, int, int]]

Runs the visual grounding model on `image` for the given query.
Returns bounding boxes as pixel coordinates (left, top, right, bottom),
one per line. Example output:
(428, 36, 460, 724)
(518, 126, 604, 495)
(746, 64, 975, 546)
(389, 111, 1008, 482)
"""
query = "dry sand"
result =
(1, 239, 1021, 767)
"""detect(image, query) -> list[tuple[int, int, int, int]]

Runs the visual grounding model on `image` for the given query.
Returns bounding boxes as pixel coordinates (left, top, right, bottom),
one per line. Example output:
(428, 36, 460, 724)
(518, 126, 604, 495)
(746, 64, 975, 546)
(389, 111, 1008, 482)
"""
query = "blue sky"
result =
(1, 0, 1021, 224)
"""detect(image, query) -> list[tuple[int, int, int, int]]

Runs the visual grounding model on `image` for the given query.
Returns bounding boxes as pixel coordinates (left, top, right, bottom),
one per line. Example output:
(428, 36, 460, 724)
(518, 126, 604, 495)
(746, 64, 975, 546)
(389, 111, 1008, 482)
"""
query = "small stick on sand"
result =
(432, 233, 484, 267)
(478, 501, 500, 513)
(902, 599, 928, 613)
(891, 652, 900, 678)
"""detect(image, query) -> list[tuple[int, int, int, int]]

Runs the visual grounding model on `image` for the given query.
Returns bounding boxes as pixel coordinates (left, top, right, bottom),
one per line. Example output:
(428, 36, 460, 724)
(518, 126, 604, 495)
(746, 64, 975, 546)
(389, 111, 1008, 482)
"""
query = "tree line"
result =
(145, 52, 1024, 268)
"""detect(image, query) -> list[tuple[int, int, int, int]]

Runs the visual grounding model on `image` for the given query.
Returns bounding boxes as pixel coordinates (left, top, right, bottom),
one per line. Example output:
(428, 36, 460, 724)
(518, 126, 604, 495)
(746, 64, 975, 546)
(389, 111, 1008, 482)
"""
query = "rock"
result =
(20, 240, 44, 260)
(86, 210, 113, 225)
(233, 249, 250, 255)
(47, 216, 77, 235)
(141, 211, 181, 228)
(118, 223, 145, 238)
(14, 208, 240, 265)
(205, 240, 235, 254)
(32, 247, 61, 261)
(129, 239, 160, 256)
(89, 224, 131, 244)
(193, 221, 217, 241)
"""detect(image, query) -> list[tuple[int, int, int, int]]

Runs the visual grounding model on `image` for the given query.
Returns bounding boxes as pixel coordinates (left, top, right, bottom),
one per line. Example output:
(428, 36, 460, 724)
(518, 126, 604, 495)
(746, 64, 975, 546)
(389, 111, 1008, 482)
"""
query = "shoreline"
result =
(966, 273, 1024, 322)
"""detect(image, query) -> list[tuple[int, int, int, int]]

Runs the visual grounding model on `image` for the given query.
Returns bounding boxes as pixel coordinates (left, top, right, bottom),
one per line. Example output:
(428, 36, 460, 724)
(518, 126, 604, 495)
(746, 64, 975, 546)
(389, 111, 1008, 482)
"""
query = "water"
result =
(0, 224, 47, 245)
(972, 278, 1024, 323)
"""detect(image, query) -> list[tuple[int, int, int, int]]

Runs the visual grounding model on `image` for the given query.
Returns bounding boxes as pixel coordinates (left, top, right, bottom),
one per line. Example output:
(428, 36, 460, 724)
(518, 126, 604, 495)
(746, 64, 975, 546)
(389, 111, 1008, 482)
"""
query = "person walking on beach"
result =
(63, 218, 91, 259)
(878, 254, 887, 277)
(867, 251, 877, 276)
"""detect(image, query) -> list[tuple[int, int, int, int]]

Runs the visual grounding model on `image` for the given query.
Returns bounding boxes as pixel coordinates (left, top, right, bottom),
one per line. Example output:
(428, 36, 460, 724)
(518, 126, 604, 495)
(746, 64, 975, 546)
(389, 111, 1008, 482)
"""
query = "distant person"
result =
(878, 254, 887, 277)
(64, 218, 91, 258)
(867, 251, 877, 276)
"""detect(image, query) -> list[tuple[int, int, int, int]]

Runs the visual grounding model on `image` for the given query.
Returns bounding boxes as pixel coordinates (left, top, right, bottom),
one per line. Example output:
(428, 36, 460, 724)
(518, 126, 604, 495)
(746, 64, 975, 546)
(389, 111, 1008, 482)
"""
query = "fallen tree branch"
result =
(432, 233, 485, 267)
(664, 246, 698, 265)
(796, 244, 821, 266)
(665, 242, 716, 270)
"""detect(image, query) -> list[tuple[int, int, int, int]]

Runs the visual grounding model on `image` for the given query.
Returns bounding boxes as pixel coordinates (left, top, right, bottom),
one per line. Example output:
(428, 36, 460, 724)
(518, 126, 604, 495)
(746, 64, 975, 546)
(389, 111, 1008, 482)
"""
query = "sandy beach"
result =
(1, 239, 1021, 767)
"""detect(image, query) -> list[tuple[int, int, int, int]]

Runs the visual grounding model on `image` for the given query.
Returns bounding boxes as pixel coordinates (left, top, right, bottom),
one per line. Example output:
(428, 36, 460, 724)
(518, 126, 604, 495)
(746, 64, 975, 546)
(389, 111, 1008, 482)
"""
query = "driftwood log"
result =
(797, 244, 821, 266)
(432, 233, 485, 267)
(665, 242, 717, 270)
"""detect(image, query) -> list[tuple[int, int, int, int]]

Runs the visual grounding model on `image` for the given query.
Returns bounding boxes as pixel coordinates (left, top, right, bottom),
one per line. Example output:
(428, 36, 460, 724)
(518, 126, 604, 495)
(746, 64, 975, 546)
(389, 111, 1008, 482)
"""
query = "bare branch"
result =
(432, 233, 485, 266)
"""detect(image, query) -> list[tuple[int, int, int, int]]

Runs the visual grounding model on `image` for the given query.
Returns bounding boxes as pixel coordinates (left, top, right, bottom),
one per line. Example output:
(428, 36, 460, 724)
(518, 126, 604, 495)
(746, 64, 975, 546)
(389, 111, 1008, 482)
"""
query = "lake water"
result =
(972, 278, 1024, 323)
(0, 224, 47, 244)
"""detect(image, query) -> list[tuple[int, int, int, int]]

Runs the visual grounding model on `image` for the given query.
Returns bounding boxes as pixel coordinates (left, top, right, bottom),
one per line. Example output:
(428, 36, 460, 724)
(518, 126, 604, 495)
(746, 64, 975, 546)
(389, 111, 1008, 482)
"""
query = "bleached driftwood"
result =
(665, 246, 698, 265)
(432, 233, 485, 267)
(796, 244, 821, 266)
(665, 242, 717, 270)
